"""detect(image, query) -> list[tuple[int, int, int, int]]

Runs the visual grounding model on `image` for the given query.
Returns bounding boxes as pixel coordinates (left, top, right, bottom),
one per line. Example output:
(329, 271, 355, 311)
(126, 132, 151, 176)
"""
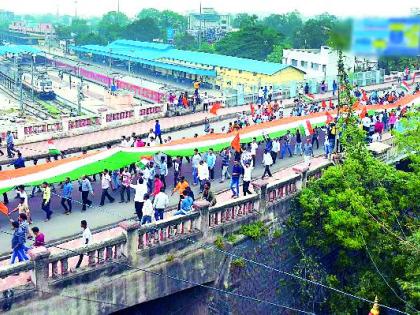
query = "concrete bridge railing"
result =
(0, 160, 332, 313)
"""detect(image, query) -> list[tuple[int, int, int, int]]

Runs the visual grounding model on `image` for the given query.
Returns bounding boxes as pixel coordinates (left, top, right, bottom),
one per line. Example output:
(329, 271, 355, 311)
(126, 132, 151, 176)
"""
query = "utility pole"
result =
(31, 54, 35, 104)
(77, 80, 83, 115)
(198, 2, 202, 48)
(18, 66, 23, 116)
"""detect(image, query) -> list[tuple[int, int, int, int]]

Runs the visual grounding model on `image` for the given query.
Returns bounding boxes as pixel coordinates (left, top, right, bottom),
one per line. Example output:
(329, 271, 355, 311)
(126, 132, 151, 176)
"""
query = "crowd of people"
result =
(2, 78, 417, 266)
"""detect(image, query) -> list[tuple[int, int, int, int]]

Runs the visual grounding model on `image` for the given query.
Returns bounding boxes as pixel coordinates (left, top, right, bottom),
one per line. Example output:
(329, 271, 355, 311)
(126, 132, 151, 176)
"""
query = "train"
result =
(21, 71, 56, 100)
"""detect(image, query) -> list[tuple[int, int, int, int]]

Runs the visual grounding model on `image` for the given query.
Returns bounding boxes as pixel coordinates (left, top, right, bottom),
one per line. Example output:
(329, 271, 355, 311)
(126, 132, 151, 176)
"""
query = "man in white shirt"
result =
(197, 160, 209, 193)
(191, 149, 202, 186)
(121, 136, 130, 148)
(242, 162, 254, 196)
(250, 138, 258, 167)
(262, 149, 273, 179)
(153, 187, 169, 221)
(271, 138, 280, 164)
(75, 220, 92, 269)
(141, 194, 154, 225)
(130, 178, 148, 222)
(99, 169, 115, 206)
(362, 116, 371, 132)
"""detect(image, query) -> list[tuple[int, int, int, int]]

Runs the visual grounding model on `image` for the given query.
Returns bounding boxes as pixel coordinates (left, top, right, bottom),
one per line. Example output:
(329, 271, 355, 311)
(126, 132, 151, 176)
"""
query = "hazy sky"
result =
(1, 0, 418, 18)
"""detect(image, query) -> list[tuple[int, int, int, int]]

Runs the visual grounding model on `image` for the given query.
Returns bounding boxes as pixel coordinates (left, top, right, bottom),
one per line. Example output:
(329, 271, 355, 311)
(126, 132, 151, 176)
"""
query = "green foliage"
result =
(266, 43, 291, 63)
(97, 11, 129, 42)
(293, 14, 339, 49)
(136, 8, 187, 38)
(231, 258, 246, 269)
(232, 13, 258, 29)
(174, 32, 198, 51)
(215, 25, 282, 61)
(214, 235, 225, 250)
(378, 57, 419, 75)
(125, 18, 161, 42)
(272, 228, 283, 239)
(239, 221, 268, 240)
(225, 234, 237, 243)
(166, 254, 175, 262)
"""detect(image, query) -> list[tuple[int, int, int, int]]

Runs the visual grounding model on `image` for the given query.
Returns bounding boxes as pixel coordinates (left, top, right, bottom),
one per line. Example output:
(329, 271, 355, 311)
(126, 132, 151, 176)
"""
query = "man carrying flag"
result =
(325, 112, 334, 125)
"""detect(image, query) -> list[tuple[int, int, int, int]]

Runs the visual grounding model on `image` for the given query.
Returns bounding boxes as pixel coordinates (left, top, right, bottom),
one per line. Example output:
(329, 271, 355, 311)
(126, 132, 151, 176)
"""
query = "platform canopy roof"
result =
(72, 40, 304, 77)
(0, 45, 40, 56)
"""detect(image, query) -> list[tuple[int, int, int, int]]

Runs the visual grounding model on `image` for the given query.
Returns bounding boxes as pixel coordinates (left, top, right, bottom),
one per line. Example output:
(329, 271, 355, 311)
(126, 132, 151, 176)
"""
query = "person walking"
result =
(243, 161, 253, 196)
(154, 120, 162, 144)
(61, 177, 73, 215)
(197, 160, 209, 193)
(152, 174, 163, 197)
(303, 138, 314, 166)
(311, 127, 319, 149)
(75, 220, 92, 269)
(294, 129, 303, 156)
(262, 149, 273, 179)
(41, 182, 52, 221)
(10, 221, 28, 264)
(191, 149, 202, 186)
(158, 156, 168, 190)
(230, 160, 242, 198)
(99, 169, 115, 207)
(6, 131, 16, 158)
(250, 138, 258, 167)
(131, 178, 147, 222)
(272, 138, 280, 164)
(219, 148, 231, 182)
(119, 167, 131, 203)
(141, 194, 153, 225)
(206, 148, 216, 181)
(281, 131, 293, 158)
(79, 175, 93, 211)
(153, 187, 169, 221)
(172, 157, 182, 188)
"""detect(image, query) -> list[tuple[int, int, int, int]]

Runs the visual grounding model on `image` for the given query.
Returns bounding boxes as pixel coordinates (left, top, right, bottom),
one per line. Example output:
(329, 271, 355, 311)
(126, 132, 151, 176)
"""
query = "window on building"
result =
(311, 63, 319, 70)
(291, 59, 298, 66)
(322, 64, 327, 72)
(300, 61, 308, 68)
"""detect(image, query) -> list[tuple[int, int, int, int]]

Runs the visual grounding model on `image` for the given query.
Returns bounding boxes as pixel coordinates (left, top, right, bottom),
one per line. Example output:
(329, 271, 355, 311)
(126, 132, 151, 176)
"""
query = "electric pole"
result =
(31, 54, 35, 104)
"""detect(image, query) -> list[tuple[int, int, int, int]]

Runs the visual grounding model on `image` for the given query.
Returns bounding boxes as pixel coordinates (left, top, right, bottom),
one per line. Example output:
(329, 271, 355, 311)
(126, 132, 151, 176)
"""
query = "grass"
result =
(272, 228, 283, 239)
(166, 254, 175, 262)
(231, 258, 246, 269)
(38, 100, 61, 117)
(226, 234, 238, 243)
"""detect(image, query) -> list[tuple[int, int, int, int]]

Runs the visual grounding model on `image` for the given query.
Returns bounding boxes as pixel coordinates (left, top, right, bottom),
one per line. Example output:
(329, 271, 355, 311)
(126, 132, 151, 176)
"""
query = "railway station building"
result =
(71, 40, 305, 92)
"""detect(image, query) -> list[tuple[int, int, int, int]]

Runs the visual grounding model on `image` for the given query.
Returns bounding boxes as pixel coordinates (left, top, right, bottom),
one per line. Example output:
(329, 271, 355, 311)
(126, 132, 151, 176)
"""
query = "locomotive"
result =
(21, 71, 56, 100)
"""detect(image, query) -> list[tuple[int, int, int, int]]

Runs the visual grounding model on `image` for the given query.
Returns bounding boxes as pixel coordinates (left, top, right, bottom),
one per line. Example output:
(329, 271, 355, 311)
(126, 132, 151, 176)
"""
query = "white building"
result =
(187, 8, 232, 42)
(282, 46, 377, 80)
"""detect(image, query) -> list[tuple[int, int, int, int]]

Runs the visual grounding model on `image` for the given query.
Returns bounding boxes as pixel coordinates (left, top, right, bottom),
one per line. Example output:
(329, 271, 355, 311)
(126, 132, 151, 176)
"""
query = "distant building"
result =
(72, 40, 305, 92)
(282, 46, 378, 79)
(9, 21, 56, 38)
(0, 10, 14, 21)
(187, 8, 232, 43)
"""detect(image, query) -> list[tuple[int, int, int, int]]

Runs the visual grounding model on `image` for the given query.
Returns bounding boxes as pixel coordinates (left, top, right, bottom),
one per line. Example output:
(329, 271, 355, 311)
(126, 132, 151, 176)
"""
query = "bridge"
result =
(0, 134, 407, 314)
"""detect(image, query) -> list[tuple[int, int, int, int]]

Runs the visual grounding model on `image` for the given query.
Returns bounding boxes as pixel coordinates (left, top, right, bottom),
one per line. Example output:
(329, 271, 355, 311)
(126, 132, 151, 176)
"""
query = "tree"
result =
(262, 12, 303, 40)
(174, 32, 198, 51)
(76, 32, 106, 46)
(98, 11, 129, 42)
(378, 57, 419, 75)
(266, 43, 291, 63)
(125, 18, 161, 42)
(232, 13, 258, 29)
(215, 25, 282, 61)
(293, 14, 338, 48)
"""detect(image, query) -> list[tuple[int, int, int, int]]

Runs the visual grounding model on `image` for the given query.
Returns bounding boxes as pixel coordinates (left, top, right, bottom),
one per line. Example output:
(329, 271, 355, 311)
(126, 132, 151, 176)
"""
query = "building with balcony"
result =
(187, 8, 232, 43)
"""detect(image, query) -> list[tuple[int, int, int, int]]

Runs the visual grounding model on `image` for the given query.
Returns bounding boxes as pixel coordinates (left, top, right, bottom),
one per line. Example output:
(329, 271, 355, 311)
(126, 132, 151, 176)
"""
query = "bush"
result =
(214, 235, 225, 250)
(239, 221, 268, 240)
(231, 258, 246, 268)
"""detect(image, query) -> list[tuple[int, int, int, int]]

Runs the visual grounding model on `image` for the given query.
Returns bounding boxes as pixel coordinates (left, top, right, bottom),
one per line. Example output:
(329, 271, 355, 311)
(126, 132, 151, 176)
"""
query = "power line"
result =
(185, 238, 410, 315)
(0, 229, 314, 314)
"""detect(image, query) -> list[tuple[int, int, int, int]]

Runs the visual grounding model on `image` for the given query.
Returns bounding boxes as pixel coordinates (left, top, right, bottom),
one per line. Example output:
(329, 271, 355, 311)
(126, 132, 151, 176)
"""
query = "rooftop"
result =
(73, 40, 301, 76)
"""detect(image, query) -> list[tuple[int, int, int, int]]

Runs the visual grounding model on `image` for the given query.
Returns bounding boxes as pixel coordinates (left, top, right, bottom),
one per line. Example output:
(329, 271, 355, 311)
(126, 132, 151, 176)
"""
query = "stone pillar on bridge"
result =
(292, 165, 309, 189)
(252, 179, 268, 213)
(28, 246, 51, 292)
(194, 200, 210, 239)
(119, 220, 141, 266)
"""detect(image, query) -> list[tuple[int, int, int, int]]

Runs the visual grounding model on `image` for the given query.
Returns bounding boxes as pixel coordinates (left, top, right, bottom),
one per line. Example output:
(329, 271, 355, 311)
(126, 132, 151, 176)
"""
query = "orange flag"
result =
(352, 100, 360, 110)
(321, 100, 327, 109)
(0, 202, 9, 216)
(329, 98, 333, 108)
(305, 120, 314, 135)
(231, 133, 241, 152)
(325, 112, 334, 124)
(209, 102, 221, 115)
(250, 103, 255, 116)
(359, 106, 368, 118)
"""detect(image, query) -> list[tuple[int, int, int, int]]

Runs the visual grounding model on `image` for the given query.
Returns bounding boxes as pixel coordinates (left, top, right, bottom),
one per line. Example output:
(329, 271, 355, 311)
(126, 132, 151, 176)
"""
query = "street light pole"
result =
(31, 54, 35, 104)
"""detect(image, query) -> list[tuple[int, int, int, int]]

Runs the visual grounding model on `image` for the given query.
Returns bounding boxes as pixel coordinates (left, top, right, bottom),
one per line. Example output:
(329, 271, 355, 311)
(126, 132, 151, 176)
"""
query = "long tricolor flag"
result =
(400, 81, 411, 92)
(304, 120, 314, 136)
(48, 139, 61, 156)
(302, 93, 315, 103)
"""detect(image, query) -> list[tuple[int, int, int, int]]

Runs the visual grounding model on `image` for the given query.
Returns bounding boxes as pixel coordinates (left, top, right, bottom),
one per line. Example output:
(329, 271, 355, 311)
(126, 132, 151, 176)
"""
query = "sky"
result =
(0, 0, 418, 18)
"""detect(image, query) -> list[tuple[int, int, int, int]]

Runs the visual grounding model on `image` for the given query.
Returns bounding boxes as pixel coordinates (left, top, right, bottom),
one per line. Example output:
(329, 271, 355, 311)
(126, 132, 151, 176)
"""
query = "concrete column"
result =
(119, 220, 141, 266)
(194, 200, 210, 239)
(252, 179, 269, 213)
(28, 246, 51, 292)
(292, 165, 309, 189)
